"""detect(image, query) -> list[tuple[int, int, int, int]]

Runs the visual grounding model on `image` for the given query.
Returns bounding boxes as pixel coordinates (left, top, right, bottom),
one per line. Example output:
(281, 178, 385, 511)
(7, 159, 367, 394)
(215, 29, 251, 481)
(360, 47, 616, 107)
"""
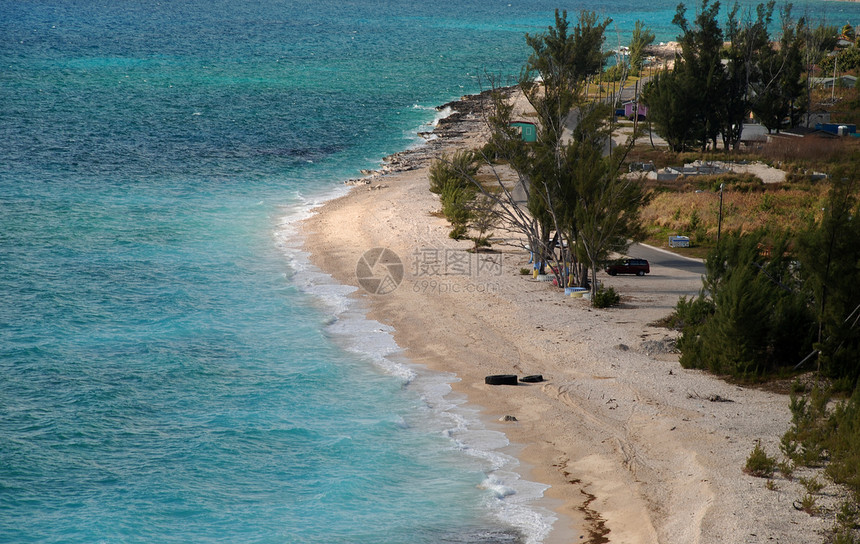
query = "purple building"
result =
(623, 101, 648, 120)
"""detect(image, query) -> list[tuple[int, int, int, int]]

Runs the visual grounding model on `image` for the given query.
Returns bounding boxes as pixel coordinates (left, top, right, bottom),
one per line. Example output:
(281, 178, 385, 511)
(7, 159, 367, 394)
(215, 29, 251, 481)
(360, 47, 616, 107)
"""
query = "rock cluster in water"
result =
(344, 88, 511, 186)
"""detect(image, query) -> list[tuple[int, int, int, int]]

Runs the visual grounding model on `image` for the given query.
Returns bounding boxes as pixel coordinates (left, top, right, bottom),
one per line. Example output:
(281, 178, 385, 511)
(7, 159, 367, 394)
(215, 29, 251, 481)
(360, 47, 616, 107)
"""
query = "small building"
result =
(510, 121, 537, 142)
(628, 161, 656, 173)
(623, 100, 648, 120)
(801, 111, 831, 127)
(740, 123, 769, 146)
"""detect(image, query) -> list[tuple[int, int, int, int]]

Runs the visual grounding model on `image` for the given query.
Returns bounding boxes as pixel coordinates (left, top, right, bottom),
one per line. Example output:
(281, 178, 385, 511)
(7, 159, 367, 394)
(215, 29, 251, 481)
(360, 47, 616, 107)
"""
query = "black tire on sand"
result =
(485, 374, 518, 386)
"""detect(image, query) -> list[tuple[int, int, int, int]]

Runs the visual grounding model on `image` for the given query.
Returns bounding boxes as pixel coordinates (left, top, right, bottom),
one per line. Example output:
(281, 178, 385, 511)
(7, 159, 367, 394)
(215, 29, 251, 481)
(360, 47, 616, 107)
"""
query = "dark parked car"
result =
(605, 258, 650, 276)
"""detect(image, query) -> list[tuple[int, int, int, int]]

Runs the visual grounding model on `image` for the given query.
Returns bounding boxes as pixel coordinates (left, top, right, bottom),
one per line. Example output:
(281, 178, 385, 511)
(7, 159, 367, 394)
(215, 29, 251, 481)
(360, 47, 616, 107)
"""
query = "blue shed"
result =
(510, 121, 537, 142)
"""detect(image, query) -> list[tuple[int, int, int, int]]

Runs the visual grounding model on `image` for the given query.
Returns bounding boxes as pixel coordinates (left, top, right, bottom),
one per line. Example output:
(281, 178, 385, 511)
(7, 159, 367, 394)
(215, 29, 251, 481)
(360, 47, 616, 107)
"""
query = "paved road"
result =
(601, 243, 705, 315)
(627, 243, 707, 276)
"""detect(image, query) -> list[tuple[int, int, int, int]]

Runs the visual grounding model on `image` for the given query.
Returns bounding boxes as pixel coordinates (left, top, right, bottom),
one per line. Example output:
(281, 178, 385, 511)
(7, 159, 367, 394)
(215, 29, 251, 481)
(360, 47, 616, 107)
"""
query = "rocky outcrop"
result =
(344, 87, 514, 185)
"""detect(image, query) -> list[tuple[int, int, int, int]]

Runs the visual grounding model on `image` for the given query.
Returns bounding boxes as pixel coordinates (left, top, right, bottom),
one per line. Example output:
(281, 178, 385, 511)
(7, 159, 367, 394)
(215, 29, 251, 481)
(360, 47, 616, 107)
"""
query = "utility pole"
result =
(633, 78, 640, 136)
(832, 54, 838, 102)
(717, 183, 725, 244)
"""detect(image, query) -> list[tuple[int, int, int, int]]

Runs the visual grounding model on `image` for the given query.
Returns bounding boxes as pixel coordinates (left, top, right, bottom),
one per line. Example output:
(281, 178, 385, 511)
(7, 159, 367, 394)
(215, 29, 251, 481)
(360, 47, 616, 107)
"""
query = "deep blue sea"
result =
(3, 1, 859, 543)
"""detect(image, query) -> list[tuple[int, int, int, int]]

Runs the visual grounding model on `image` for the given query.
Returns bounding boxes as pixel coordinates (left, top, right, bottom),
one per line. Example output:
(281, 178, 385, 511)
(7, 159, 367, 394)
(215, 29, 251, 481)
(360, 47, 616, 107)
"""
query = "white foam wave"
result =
(480, 475, 517, 498)
(407, 104, 455, 145)
(273, 191, 416, 383)
(444, 412, 555, 544)
(435, 105, 454, 119)
(274, 183, 556, 544)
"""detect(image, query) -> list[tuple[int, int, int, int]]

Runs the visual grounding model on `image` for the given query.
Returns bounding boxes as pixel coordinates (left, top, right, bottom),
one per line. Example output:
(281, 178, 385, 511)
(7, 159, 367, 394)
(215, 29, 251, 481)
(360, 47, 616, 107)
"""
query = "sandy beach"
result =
(302, 93, 839, 543)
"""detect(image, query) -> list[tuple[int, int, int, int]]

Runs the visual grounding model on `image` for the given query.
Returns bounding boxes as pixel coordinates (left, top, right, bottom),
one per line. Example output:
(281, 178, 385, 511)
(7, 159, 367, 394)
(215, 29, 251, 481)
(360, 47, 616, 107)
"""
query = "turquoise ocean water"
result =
(3, 1, 859, 542)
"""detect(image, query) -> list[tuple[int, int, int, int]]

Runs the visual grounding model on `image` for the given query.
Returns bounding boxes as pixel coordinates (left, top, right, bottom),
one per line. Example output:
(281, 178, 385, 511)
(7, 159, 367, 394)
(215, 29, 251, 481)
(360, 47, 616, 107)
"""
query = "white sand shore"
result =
(302, 97, 836, 543)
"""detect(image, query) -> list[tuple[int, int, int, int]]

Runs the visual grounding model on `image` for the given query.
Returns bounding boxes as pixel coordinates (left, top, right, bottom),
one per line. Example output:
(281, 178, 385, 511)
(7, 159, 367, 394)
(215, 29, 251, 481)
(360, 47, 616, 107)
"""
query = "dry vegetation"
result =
(758, 133, 860, 168)
(634, 136, 859, 252)
(642, 182, 826, 243)
(812, 86, 860, 126)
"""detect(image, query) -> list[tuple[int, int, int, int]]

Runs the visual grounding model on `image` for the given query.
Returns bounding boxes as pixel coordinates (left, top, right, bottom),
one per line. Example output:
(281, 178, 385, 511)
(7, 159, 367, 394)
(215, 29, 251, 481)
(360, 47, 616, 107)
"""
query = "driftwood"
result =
(687, 392, 734, 403)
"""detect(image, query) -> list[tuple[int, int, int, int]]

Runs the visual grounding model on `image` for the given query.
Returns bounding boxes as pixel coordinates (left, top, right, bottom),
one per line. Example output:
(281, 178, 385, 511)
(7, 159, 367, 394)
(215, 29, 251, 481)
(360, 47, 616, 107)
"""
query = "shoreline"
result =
(282, 206, 556, 541)
(301, 91, 834, 543)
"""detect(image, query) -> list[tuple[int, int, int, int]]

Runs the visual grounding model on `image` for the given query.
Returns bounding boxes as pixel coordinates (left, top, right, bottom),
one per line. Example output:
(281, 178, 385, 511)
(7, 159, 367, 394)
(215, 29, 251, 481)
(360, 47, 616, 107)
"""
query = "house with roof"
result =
(810, 75, 857, 89)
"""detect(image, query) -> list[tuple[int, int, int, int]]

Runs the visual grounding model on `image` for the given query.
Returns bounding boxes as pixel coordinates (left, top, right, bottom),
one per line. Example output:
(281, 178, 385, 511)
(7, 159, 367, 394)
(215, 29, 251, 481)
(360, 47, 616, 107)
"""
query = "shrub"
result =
(791, 379, 807, 394)
(440, 182, 474, 227)
(688, 209, 701, 231)
(671, 295, 714, 330)
(832, 529, 858, 544)
(470, 236, 492, 249)
(823, 390, 860, 495)
(429, 150, 478, 194)
(800, 476, 825, 494)
(676, 231, 815, 378)
(448, 224, 468, 240)
(592, 286, 620, 308)
(745, 441, 776, 478)
(800, 493, 819, 515)
(785, 387, 830, 467)
(780, 433, 799, 466)
(777, 459, 794, 480)
(672, 295, 715, 358)
(836, 501, 858, 531)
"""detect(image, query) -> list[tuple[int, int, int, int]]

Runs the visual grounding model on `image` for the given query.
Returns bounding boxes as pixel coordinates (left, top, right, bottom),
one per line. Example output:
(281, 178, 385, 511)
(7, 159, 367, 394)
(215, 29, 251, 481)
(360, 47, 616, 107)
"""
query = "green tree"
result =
(643, 0, 727, 151)
(641, 69, 700, 152)
(429, 150, 478, 195)
(722, 1, 774, 149)
(469, 11, 650, 302)
(750, 7, 807, 132)
(440, 182, 475, 239)
(812, 24, 840, 52)
(429, 150, 479, 239)
(819, 45, 860, 74)
(480, 85, 555, 274)
(516, 10, 612, 285)
(566, 118, 651, 299)
(523, 10, 612, 143)
(673, 0, 727, 150)
(629, 20, 656, 76)
(795, 170, 860, 389)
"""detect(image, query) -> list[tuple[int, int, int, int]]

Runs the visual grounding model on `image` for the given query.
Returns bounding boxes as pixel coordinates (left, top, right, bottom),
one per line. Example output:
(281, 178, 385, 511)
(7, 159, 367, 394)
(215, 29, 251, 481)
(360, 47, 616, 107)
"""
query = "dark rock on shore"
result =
(345, 87, 516, 185)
